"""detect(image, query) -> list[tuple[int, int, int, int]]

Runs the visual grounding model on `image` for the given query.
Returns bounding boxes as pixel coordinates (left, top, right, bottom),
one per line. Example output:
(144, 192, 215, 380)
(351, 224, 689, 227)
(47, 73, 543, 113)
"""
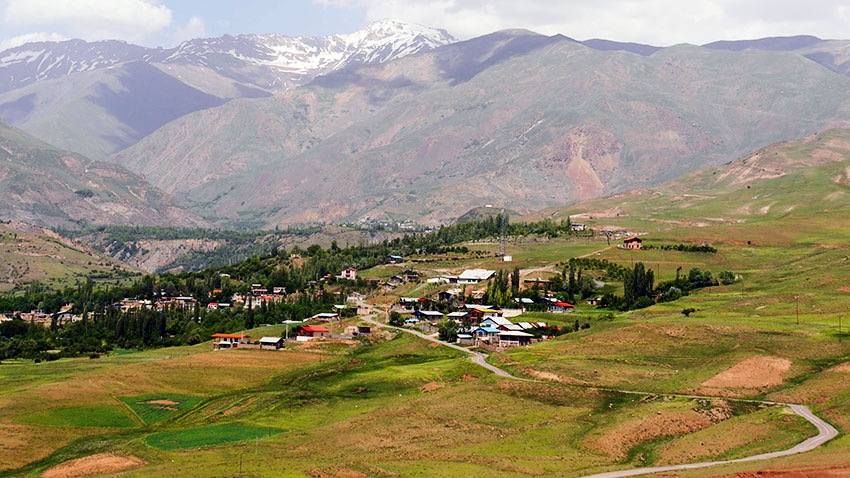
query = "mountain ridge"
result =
(0, 120, 207, 229)
(0, 19, 456, 95)
(112, 32, 850, 228)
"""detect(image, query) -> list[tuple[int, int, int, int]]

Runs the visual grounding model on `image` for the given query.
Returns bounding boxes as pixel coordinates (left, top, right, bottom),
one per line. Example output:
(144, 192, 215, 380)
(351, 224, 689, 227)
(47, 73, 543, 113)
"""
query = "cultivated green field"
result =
(120, 394, 203, 425)
(16, 405, 137, 429)
(146, 424, 285, 450)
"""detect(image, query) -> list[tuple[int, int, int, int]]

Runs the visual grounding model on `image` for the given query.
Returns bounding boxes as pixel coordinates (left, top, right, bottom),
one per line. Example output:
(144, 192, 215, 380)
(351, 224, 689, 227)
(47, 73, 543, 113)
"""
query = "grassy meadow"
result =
(5, 141, 850, 475)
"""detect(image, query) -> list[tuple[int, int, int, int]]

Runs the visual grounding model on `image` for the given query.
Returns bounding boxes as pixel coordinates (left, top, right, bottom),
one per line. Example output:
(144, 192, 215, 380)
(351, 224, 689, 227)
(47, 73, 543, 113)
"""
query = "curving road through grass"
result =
(360, 313, 839, 478)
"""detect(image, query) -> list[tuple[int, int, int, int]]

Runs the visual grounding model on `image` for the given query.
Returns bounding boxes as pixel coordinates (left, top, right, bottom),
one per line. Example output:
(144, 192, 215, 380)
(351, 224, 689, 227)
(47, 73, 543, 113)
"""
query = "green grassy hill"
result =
(529, 128, 850, 244)
(0, 222, 139, 291)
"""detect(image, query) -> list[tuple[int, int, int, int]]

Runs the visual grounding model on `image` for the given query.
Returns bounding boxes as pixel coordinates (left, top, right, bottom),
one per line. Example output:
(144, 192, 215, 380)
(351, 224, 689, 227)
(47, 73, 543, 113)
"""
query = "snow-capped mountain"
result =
(0, 20, 456, 94)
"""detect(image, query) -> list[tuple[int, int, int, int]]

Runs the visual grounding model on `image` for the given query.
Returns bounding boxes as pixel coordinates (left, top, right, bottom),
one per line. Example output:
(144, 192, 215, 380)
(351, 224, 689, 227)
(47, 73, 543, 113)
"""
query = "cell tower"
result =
(500, 208, 511, 261)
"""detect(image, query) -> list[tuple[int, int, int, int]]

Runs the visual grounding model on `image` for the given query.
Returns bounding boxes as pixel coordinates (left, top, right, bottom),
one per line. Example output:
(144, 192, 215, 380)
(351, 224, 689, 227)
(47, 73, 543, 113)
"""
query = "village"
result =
(203, 239, 644, 353)
(0, 233, 644, 356)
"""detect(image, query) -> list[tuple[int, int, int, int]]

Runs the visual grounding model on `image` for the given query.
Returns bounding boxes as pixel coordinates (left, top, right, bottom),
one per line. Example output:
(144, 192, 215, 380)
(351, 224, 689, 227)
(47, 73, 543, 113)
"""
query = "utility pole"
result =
(796, 298, 799, 326)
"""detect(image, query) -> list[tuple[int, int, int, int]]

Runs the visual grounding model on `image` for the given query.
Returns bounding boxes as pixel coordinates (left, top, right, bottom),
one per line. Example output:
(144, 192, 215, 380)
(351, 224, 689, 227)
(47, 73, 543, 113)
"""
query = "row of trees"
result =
(597, 263, 737, 310)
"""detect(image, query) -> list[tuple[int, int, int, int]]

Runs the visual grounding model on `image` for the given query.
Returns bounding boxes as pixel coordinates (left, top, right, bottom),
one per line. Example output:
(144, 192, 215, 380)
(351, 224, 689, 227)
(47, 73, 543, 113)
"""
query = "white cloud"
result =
(3, 0, 172, 43)
(322, 0, 850, 45)
(172, 16, 207, 44)
(0, 31, 67, 51)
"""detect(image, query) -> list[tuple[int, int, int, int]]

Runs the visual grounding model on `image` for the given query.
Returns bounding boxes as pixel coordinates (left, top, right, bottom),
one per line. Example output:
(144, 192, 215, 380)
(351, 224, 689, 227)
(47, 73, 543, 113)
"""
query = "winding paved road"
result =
(360, 312, 840, 478)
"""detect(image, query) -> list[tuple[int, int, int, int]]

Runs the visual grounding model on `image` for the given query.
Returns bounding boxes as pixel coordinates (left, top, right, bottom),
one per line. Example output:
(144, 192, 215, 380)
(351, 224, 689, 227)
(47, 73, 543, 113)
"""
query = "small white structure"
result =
(414, 310, 445, 321)
(259, 337, 284, 349)
(310, 312, 339, 322)
(339, 268, 358, 280)
(447, 311, 470, 321)
(458, 269, 496, 284)
(480, 316, 513, 328)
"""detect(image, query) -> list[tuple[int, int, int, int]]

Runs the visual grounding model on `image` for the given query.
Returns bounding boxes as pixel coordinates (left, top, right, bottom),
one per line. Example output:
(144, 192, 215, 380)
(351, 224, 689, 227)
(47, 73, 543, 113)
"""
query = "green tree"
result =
(388, 311, 403, 326)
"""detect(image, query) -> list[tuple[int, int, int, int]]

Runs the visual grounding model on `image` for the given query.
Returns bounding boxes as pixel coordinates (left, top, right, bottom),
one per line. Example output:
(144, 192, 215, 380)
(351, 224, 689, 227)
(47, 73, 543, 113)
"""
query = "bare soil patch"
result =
(143, 399, 178, 406)
(589, 411, 713, 458)
(525, 368, 592, 386)
(701, 356, 791, 389)
(707, 462, 850, 477)
(419, 382, 445, 393)
(831, 361, 850, 373)
(461, 374, 478, 381)
(42, 452, 145, 478)
(325, 467, 371, 478)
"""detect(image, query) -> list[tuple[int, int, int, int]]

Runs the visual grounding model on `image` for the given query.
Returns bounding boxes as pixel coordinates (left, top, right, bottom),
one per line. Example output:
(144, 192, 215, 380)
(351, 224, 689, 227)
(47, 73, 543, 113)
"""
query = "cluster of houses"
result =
(229, 284, 287, 309)
(455, 308, 548, 348)
(0, 304, 84, 327)
(395, 304, 549, 348)
(210, 320, 377, 350)
(382, 269, 420, 290)
(115, 296, 197, 313)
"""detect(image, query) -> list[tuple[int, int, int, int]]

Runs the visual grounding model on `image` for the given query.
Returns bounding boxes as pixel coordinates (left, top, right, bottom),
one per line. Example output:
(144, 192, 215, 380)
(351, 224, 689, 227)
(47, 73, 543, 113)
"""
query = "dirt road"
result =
(359, 312, 839, 477)
(360, 314, 525, 380)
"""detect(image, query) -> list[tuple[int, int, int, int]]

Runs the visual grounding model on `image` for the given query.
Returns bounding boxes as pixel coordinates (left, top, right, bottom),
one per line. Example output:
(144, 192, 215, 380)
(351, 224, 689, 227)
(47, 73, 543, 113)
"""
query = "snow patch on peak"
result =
(0, 20, 456, 94)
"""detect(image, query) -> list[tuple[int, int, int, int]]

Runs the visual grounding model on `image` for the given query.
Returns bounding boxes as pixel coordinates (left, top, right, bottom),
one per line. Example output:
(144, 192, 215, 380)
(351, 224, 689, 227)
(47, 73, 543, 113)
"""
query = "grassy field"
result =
(16, 405, 137, 429)
(0, 222, 140, 291)
(146, 424, 285, 450)
(6, 140, 850, 475)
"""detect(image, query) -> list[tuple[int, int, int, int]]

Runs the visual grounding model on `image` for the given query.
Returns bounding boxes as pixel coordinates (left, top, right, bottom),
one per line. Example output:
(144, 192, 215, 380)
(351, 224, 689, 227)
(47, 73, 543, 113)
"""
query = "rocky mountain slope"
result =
(0, 62, 227, 160)
(0, 20, 455, 160)
(113, 30, 850, 228)
(531, 128, 850, 238)
(0, 120, 207, 229)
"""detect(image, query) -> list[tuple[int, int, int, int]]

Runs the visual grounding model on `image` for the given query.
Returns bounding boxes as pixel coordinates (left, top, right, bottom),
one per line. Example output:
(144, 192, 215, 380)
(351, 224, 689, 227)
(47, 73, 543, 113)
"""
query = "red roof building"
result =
(623, 237, 643, 250)
(547, 302, 575, 313)
(211, 333, 248, 349)
(299, 325, 331, 337)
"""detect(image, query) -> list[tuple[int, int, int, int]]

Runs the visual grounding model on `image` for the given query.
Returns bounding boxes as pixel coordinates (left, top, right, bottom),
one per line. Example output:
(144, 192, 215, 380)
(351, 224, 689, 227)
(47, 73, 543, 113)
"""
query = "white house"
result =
(447, 311, 470, 321)
(414, 310, 444, 321)
(339, 268, 358, 280)
(457, 269, 496, 284)
(310, 312, 339, 322)
(479, 316, 513, 328)
(212, 333, 248, 350)
(259, 337, 284, 349)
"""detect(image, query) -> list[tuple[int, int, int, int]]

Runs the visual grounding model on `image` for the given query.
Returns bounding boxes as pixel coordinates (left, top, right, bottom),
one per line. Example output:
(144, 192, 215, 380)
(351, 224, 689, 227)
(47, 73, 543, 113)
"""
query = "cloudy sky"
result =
(2, 0, 849, 51)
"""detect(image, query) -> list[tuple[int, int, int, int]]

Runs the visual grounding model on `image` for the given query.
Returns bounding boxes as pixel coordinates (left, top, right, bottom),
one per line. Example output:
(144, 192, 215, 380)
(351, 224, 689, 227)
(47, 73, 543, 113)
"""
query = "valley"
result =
(3, 130, 850, 475)
(3, 15, 850, 478)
